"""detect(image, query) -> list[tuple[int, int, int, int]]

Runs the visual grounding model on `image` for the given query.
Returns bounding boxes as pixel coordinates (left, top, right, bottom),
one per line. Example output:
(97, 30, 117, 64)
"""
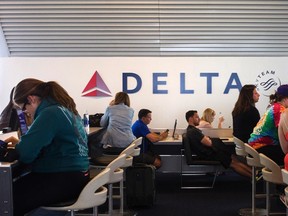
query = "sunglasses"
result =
(22, 100, 30, 111)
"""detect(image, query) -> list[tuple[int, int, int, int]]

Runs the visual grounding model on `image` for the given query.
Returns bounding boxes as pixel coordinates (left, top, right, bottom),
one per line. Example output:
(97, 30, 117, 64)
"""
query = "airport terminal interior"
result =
(1, 1, 288, 216)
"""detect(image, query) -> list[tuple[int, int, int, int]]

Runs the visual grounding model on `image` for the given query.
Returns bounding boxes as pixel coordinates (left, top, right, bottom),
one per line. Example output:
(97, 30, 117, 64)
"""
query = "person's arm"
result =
(100, 107, 109, 127)
(218, 116, 225, 128)
(279, 109, 288, 154)
(200, 135, 213, 147)
(146, 130, 168, 143)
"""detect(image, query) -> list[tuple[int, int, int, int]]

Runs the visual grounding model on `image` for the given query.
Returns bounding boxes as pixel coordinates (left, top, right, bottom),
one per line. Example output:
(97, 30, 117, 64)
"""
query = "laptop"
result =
(172, 119, 177, 139)
(16, 109, 29, 136)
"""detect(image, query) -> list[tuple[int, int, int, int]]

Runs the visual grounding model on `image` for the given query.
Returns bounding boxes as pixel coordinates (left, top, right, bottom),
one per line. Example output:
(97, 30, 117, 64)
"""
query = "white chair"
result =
(233, 136, 247, 157)
(259, 153, 285, 216)
(90, 138, 142, 214)
(90, 153, 126, 215)
(42, 167, 110, 216)
(130, 137, 142, 157)
(243, 143, 266, 215)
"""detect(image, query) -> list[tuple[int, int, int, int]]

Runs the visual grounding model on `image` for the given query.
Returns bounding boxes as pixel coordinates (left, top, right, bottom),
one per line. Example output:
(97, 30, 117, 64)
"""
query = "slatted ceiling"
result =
(0, 1, 288, 57)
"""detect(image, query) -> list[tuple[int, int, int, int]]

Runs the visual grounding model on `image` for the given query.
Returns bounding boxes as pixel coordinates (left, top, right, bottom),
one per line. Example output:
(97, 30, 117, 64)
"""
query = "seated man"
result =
(185, 110, 252, 178)
(132, 109, 168, 168)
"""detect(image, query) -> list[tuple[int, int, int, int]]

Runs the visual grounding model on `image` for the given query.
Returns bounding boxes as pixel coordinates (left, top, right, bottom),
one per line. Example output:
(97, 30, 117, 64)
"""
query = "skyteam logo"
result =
(255, 70, 281, 97)
(82, 71, 112, 97)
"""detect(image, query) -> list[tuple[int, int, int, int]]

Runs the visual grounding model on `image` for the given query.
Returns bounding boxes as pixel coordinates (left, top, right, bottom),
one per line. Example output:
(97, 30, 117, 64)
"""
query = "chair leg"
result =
(266, 181, 270, 216)
(93, 206, 98, 216)
(108, 184, 113, 215)
(252, 166, 256, 213)
(120, 179, 124, 214)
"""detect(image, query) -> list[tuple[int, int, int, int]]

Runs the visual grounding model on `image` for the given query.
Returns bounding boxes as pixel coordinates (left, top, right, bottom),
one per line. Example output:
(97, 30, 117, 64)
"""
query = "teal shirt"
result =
(16, 99, 89, 173)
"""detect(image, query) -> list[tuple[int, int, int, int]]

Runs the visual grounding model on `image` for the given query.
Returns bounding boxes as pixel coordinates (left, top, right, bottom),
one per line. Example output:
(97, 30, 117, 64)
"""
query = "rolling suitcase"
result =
(125, 164, 156, 207)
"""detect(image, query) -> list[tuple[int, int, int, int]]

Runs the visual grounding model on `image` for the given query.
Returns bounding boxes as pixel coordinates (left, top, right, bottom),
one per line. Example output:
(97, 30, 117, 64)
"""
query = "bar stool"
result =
(90, 153, 126, 216)
(234, 136, 247, 157)
(242, 143, 266, 216)
(90, 138, 142, 215)
(259, 153, 286, 216)
(42, 167, 110, 216)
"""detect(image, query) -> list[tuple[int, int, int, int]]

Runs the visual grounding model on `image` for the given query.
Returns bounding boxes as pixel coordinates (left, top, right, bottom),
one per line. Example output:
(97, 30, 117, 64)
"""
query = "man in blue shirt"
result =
(132, 109, 168, 168)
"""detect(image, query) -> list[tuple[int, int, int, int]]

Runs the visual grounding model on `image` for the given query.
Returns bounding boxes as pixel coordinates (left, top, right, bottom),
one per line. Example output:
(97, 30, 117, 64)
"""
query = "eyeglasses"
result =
(22, 100, 29, 111)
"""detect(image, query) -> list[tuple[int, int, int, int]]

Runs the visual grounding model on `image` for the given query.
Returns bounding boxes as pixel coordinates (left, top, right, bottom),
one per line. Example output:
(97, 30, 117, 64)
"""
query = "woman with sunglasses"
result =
(5, 78, 89, 216)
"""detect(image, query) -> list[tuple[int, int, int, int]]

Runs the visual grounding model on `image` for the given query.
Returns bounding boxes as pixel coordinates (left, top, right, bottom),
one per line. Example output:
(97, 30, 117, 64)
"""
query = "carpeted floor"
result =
(31, 171, 286, 216)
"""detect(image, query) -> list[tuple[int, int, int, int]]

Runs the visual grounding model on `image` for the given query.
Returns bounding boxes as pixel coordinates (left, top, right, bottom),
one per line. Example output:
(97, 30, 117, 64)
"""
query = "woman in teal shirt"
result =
(6, 78, 89, 216)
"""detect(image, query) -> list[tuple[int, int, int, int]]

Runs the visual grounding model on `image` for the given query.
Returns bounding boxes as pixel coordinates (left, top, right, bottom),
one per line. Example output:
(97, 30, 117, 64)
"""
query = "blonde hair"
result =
(201, 108, 216, 123)
(114, 92, 130, 107)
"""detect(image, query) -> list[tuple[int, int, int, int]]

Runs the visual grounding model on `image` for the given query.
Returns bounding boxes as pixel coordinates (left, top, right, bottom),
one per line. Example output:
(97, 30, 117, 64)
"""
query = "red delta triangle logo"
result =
(82, 71, 112, 97)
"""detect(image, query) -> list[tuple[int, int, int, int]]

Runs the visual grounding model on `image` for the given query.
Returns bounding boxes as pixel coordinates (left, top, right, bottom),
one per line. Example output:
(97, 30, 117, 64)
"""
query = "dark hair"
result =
(185, 110, 198, 122)
(114, 92, 130, 107)
(269, 84, 288, 105)
(13, 78, 79, 115)
(0, 87, 16, 130)
(232, 84, 256, 116)
(138, 109, 152, 119)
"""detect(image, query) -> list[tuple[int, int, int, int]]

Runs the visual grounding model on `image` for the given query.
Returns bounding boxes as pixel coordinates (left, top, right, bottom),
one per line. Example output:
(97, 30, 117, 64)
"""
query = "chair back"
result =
(106, 153, 126, 180)
(120, 143, 136, 167)
(131, 137, 143, 156)
(133, 137, 143, 147)
(182, 133, 193, 165)
(259, 153, 283, 184)
(120, 143, 136, 156)
(244, 143, 263, 168)
(131, 137, 142, 156)
(282, 169, 288, 185)
(72, 167, 110, 210)
(106, 153, 126, 171)
(233, 137, 247, 157)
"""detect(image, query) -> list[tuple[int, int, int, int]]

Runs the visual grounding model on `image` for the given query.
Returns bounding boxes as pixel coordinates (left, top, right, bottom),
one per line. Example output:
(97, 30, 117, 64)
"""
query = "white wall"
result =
(0, 57, 287, 129)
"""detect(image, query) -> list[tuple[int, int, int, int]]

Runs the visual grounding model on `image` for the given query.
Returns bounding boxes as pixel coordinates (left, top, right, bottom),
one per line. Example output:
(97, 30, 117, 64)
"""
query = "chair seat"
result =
(91, 155, 117, 166)
(43, 186, 107, 211)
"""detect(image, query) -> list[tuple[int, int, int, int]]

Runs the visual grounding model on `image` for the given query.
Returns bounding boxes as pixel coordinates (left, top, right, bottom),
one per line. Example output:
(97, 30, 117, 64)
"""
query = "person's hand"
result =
(219, 116, 225, 123)
(4, 136, 19, 148)
(160, 130, 169, 139)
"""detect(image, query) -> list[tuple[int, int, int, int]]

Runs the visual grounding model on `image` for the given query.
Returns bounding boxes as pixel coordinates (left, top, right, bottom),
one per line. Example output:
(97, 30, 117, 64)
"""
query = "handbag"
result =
(89, 113, 104, 127)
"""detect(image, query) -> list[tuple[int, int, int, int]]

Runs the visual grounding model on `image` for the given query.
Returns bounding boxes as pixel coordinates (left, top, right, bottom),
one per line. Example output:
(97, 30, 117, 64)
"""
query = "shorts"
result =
(133, 151, 161, 165)
(210, 138, 232, 169)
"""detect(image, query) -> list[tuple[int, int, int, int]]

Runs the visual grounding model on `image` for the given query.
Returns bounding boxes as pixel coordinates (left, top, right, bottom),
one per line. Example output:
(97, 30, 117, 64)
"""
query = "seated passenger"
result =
(4, 78, 89, 216)
(232, 84, 260, 143)
(132, 109, 168, 169)
(0, 87, 33, 133)
(185, 110, 252, 178)
(249, 84, 288, 166)
(198, 108, 224, 129)
(100, 92, 135, 155)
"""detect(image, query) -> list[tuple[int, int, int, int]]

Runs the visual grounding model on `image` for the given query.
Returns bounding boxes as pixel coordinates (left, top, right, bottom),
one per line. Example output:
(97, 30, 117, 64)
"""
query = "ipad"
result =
(16, 109, 28, 136)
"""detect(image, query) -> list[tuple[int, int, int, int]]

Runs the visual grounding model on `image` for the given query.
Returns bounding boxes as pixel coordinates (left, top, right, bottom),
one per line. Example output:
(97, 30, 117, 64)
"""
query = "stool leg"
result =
(120, 179, 124, 214)
(108, 183, 113, 215)
(266, 181, 270, 216)
(252, 166, 256, 213)
(93, 206, 98, 216)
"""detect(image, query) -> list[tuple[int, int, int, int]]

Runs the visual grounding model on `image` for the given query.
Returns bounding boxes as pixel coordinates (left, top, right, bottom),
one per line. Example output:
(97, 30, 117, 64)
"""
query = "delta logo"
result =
(82, 71, 112, 97)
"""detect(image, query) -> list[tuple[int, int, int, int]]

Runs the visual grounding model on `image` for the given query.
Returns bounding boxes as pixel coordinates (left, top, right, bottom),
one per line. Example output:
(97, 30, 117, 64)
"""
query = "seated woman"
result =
(249, 84, 288, 166)
(198, 108, 224, 129)
(232, 84, 260, 143)
(100, 92, 135, 155)
(4, 78, 89, 216)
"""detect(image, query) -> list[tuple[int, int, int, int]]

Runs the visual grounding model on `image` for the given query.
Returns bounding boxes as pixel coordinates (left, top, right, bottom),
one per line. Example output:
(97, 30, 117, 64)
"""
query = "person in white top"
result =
(198, 108, 224, 129)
